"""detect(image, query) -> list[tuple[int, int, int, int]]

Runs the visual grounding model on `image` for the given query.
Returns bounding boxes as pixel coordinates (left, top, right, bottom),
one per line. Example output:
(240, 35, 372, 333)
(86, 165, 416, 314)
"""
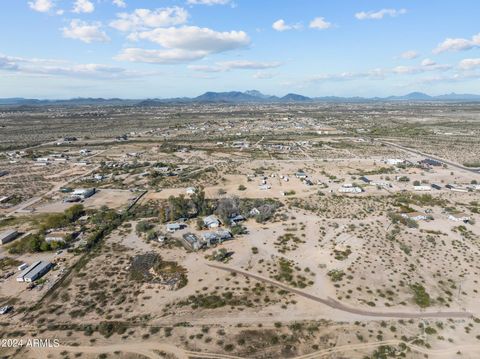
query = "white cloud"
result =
(309, 17, 332, 30)
(0, 53, 148, 79)
(117, 24, 250, 64)
(310, 61, 452, 83)
(421, 58, 436, 67)
(272, 19, 302, 32)
(110, 7, 188, 32)
(28, 0, 53, 13)
(355, 8, 407, 20)
(392, 66, 419, 75)
(128, 26, 250, 52)
(0, 56, 20, 71)
(115, 48, 208, 64)
(62, 20, 110, 43)
(112, 0, 126, 8)
(189, 60, 281, 72)
(433, 33, 480, 54)
(187, 0, 231, 5)
(459, 58, 480, 70)
(73, 0, 94, 14)
(253, 71, 275, 79)
(400, 50, 419, 60)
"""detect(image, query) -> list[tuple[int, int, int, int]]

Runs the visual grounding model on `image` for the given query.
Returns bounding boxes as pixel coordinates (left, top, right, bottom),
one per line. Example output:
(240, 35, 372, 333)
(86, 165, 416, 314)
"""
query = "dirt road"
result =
(379, 140, 480, 175)
(207, 263, 473, 320)
(28, 339, 480, 359)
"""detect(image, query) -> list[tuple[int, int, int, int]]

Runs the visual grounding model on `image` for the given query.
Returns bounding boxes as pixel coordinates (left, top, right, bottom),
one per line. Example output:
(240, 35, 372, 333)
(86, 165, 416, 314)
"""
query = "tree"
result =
(196, 218, 204, 230)
(136, 221, 153, 233)
(168, 194, 191, 219)
(215, 197, 240, 224)
(158, 206, 167, 223)
(191, 187, 208, 216)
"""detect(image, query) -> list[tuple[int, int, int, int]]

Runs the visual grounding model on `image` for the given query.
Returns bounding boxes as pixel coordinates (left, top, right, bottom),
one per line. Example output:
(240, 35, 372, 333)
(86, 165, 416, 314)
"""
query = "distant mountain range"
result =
(1, 91, 480, 106)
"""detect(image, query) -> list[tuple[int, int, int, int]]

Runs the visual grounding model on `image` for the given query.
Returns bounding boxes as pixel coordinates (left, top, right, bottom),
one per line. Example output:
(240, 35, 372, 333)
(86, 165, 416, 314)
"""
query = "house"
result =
(202, 232, 220, 246)
(18, 263, 29, 271)
(182, 233, 203, 251)
(202, 231, 233, 247)
(448, 213, 471, 223)
(216, 230, 233, 241)
(401, 212, 428, 221)
(339, 184, 362, 193)
(72, 188, 96, 199)
(204, 216, 220, 228)
(339, 187, 362, 193)
(45, 232, 72, 243)
(230, 214, 245, 226)
(16, 261, 52, 282)
(371, 181, 391, 188)
(0, 230, 19, 245)
(166, 223, 185, 233)
(385, 159, 405, 165)
(0, 196, 12, 204)
(295, 172, 308, 179)
(419, 158, 442, 167)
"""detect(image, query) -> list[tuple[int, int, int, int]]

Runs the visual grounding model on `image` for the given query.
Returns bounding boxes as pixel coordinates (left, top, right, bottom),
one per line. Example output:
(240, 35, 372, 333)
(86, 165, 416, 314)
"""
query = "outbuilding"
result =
(0, 230, 19, 245)
(17, 261, 52, 283)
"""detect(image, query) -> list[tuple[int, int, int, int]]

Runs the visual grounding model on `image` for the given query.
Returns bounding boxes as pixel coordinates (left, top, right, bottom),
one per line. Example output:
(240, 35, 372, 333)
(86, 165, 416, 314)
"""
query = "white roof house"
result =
(166, 223, 183, 232)
(45, 232, 68, 243)
(385, 159, 405, 165)
(203, 216, 220, 228)
(401, 212, 428, 221)
(448, 213, 471, 222)
(339, 186, 362, 193)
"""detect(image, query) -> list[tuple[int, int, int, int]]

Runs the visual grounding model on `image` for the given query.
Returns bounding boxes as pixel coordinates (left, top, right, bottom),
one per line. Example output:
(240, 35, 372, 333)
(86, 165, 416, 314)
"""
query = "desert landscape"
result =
(0, 101, 479, 359)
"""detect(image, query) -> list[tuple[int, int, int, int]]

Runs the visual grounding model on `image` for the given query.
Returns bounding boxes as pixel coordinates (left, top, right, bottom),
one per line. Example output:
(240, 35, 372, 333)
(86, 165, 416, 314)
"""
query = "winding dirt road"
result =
(207, 263, 473, 320)
(378, 140, 480, 175)
(29, 339, 480, 359)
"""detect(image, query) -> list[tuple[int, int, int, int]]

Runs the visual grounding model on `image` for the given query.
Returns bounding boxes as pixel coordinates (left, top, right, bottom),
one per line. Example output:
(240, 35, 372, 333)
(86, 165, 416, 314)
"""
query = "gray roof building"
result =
(0, 230, 19, 245)
(16, 261, 52, 282)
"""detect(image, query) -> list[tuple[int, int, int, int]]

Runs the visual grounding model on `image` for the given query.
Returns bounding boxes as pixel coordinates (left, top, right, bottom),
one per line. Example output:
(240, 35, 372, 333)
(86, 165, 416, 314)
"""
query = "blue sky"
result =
(0, 0, 479, 98)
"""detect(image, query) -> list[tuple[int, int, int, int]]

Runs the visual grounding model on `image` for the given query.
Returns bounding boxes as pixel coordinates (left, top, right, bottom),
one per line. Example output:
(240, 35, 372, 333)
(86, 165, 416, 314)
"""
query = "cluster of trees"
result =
(135, 221, 157, 241)
(159, 188, 212, 223)
(8, 205, 85, 254)
(8, 232, 65, 254)
(40, 204, 85, 232)
(157, 189, 282, 226)
(388, 212, 419, 229)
